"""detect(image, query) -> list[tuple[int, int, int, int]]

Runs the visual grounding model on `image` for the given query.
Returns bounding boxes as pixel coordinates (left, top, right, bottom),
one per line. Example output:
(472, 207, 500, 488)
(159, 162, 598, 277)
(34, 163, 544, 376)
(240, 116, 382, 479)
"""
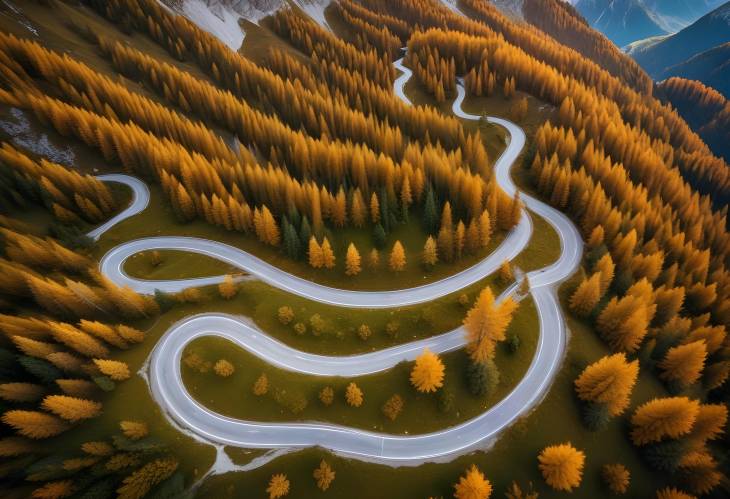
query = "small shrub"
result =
(213, 359, 234, 377)
(277, 306, 294, 325)
(273, 388, 308, 414)
(357, 324, 372, 341)
(385, 321, 399, 338)
(381, 394, 404, 421)
(466, 359, 499, 397)
(438, 390, 455, 413)
(252, 373, 269, 396)
(309, 314, 326, 336)
(506, 333, 520, 353)
(319, 386, 334, 406)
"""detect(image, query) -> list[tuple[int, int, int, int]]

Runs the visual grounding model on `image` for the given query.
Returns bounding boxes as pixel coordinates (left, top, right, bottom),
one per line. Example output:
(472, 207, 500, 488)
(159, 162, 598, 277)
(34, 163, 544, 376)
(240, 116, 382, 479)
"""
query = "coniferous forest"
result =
(0, 0, 727, 498)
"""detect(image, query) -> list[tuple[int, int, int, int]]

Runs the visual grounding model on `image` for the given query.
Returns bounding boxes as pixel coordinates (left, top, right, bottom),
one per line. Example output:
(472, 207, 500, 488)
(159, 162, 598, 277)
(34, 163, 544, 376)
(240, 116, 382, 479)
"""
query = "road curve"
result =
(86, 174, 150, 241)
(92, 57, 582, 464)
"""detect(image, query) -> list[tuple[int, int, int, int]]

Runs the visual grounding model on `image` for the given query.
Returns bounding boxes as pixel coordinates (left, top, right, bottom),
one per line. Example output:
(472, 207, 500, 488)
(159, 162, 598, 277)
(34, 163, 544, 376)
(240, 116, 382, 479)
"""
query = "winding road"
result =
(92, 54, 582, 464)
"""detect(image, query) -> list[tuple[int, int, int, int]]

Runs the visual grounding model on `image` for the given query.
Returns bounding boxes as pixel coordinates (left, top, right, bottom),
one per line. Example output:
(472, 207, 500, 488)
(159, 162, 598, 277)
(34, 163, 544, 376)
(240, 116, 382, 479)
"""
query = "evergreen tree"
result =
(466, 359, 499, 397)
(372, 223, 386, 249)
(423, 187, 438, 234)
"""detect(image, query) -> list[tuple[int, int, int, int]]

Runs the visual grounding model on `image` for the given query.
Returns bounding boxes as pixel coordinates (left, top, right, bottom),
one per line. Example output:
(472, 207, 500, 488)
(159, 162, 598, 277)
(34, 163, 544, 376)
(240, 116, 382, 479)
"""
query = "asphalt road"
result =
(91, 56, 582, 465)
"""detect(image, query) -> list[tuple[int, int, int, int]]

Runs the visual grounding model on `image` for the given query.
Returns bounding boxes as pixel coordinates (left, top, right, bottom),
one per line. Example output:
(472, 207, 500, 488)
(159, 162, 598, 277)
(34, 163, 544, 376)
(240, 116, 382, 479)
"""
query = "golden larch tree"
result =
(389, 240, 406, 271)
(117, 457, 178, 499)
(267, 473, 290, 499)
(218, 274, 237, 299)
(345, 382, 363, 407)
(538, 443, 585, 492)
(410, 348, 445, 393)
(93, 359, 131, 381)
(569, 272, 602, 317)
(602, 463, 630, 494)
(658, 341, 707, 387)
(630, 397, 700, 445)
(464, 286, 518, 363)
(120, 420, 148, 440)
(453, 464, 492, 499)
(345, 242, 361, 276)
(422, 235, 438, 268)
(308, 237, 323, 269)
(321, 237, 336, 269)
(499, 259, 513, 283)
(574, 353, 639, 416)
(686, 403, 727, 444)
(313, 460, 335, 491)
(253, 373, 269, 396)
(41, 395, 102, 422)
(1, 410, 69, 439)
(655, 487, 696, 499)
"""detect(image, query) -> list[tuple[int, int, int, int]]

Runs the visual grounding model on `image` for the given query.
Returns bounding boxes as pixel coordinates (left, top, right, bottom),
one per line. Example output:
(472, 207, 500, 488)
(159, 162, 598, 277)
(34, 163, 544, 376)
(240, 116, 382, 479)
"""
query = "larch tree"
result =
(308, 237, 324, 268)
(321, 237, 336, 269)
(345, 242, 361, 276)
(253, 373, 269, 396)
(1, 410, 69, 438)
(464, 286, 519, 363)
(0, 382, 44, 403)
(595, 253, 615, 295)
(574, 353, 639, 417)
(479, 209, 491, 248)
(345, 382, 363, 407)
(596, 294, 650, 353)
(658, 341, 707, 388)
(218, 274, 238, 299)
(313, 460, 335, 491)
(569, 272, 602, 317)
(602, 463, 630, 495)
(687, 403, 727, 444)
(41, 395, 102, 422)
(267, 473, 290, 499)
(370, 192, 380, 223)
(410, 348, 445, 393)
(630, 397, 700, 446)
(538, 443, 585, 492)
(93, 359, 131, 381)
(389, 241, 406, 271)
(499, 260, 513, 283)
(422, 236, 438, 268)
(453, 464, 492, 499)
(655, 487, 696, 499)
(117, 458, 179, 499)
(120, 420, 148, 440)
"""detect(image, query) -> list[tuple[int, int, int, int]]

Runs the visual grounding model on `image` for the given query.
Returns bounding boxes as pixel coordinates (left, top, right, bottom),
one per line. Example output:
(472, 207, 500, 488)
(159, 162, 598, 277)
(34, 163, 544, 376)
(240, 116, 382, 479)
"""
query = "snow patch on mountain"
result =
(292, 0, 332, 32)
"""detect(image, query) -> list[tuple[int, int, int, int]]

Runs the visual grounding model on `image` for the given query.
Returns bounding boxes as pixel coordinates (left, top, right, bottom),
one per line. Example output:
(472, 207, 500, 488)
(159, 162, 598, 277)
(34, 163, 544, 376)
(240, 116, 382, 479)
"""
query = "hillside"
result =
(629, 2, 730, 71)
(574, 0, 668, 47)
(657, 77, 730, 160)
(575, 0, 724, 46)
(659, 42, 730, 97)
(0, 0, 727, 498)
